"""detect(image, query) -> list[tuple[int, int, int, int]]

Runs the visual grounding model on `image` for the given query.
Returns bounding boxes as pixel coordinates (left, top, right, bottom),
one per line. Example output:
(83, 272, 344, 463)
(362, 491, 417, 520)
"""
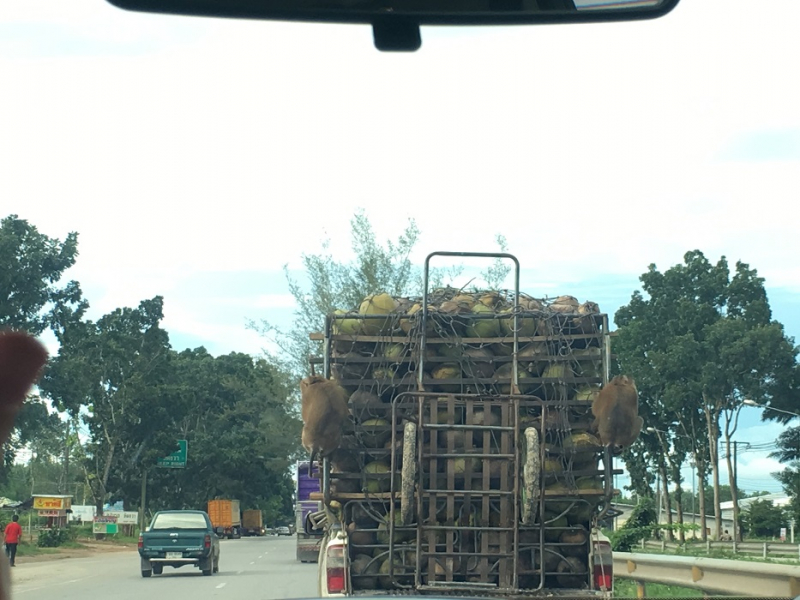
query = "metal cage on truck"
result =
(309, 252, 620, 597)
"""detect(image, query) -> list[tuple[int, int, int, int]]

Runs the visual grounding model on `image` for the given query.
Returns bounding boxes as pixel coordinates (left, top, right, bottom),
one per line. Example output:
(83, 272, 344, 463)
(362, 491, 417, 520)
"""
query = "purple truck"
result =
(296, 460, 322, 563)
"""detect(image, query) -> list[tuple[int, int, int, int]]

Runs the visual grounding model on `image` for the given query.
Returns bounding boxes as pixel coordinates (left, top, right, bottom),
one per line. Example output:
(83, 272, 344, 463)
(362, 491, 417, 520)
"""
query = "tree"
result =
(137, 349, 301, 520)
(614, 250, 800, 540)
(610, 497, 657, 552)
(249, 209, 423, 377)
(741, 499, 788, 538)
(41, 297, 175, 512)
(0, 214, 87, 470)
(250, 208, 511, 379)
(0, 214, 84, 336)
(770, 427, 800, 523)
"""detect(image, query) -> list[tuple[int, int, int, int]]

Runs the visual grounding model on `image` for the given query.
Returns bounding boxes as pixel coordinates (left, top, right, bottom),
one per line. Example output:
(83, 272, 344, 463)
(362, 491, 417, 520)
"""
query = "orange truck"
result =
(207, 499, 242, 539)
(242, 509, 266, 536)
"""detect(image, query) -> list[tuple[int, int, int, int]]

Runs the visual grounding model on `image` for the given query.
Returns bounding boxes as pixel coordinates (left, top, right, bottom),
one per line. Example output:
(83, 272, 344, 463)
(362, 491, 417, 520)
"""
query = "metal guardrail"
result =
(641, 539, 800, 559)
(614, 551, 800, 597)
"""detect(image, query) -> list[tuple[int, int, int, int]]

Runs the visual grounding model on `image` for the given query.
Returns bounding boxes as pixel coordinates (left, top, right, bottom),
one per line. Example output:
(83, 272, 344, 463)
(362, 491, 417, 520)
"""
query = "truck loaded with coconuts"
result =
(306, 252, 618, 598)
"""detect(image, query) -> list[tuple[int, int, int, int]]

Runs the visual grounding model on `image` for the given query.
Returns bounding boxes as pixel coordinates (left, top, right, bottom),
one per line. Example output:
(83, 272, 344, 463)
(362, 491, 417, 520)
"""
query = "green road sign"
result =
(157, 440, 188, 468)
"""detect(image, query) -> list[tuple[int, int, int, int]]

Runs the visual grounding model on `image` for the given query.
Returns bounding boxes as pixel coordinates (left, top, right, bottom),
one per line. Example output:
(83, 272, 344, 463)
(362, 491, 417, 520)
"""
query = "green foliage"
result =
(610, 497, 657, 552)
(481, 234, 512, 288)
(771, 426, 800, 463)
(613, 250, 800, 515)
(613, 580, 702, 598)
(1, 215, 301, 525)
(37, 527, 75, 548)
(249, 208, 511, 379)
(250, 208, 423, 377)
(741, 498, 789, 538)
(119, 348, 301, 520)
(0, 214, 85, 336)
(773, 462, 800, 523)
(0, 214, 88, 470)
(40, 296, 176, 508)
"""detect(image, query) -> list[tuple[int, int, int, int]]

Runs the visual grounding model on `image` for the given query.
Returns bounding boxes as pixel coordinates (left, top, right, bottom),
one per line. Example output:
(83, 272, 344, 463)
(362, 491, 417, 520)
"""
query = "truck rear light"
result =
(592, 539, 613, 592)
(138, 534, 143, 550)
(204, 534, 211, 549)
(326, 544, 345, 594)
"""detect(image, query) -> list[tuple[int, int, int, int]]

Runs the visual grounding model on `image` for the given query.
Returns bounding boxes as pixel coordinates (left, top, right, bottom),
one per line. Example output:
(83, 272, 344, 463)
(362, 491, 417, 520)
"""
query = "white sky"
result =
(3, 0, 800, 495)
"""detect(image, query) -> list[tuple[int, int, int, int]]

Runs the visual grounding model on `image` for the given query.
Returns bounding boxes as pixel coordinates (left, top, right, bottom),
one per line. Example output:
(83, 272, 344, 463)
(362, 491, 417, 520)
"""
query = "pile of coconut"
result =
(328, 289, 605, 403)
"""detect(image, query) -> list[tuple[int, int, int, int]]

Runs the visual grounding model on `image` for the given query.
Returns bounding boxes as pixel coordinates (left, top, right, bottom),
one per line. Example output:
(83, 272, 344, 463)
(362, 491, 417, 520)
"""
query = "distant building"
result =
(720, 493, 791, 522)
(609, 502, 735, 539)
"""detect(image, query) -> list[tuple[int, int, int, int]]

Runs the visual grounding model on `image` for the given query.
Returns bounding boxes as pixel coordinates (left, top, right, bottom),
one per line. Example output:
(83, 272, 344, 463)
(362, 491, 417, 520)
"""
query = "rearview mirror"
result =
(106, 0, 680, 51)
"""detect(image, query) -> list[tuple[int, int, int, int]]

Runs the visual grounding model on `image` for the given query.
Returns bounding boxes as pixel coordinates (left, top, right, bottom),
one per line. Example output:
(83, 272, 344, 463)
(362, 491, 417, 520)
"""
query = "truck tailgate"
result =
(143, 530, 207, 552)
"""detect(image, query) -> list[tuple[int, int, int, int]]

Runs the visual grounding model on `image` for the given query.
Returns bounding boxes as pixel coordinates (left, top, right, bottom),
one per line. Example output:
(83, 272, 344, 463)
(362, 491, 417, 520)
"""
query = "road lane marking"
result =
(237, 570, 244, 574)
(216, 583, 227, 589)
(250, 561, 255, 564)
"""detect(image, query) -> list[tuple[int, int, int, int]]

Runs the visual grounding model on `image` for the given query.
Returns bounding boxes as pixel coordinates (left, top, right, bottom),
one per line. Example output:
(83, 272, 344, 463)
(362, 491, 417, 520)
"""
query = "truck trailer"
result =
(309, 251, 619, 598)
(297, 460, 324, 562)
(207, 498, 242, 539)
(242, 509, 266, 536)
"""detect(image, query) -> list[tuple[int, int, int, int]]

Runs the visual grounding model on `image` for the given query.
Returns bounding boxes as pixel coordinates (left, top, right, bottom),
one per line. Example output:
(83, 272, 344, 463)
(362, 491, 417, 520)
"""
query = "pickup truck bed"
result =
(138, 510, 221, 577)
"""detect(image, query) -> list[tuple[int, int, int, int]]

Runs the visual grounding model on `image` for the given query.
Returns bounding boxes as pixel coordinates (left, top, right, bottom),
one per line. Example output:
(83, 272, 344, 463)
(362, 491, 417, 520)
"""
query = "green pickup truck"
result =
(138, 510, 221, 577)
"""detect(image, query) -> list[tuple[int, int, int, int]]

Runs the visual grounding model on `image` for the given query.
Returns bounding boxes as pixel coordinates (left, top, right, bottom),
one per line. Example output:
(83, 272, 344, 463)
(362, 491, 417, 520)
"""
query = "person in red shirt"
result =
(4, 515, 22, 566)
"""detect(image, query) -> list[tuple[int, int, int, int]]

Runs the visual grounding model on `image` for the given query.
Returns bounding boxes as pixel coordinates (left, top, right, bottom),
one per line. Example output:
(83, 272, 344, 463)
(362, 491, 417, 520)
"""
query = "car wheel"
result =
(202, 558, 213, 576)
(152, 564, 163, 575)
(142, 570, 152, 578)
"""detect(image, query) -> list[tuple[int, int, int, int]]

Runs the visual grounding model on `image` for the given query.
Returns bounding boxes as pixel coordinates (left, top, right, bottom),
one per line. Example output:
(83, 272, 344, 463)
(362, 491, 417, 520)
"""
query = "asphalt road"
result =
(10, 535, 319, 600)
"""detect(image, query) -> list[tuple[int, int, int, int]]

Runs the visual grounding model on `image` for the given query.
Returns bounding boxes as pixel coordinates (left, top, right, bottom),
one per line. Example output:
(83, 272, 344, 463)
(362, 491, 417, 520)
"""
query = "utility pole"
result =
(62, 420, 70, 495)
(140, 467, 148, 531)
(733, 440, 739, 541)
(656, 472, 662, 524)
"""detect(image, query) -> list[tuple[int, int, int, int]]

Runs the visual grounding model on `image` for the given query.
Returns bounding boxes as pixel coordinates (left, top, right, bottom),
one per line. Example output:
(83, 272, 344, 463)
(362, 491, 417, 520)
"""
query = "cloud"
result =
(4, 0, 800, 359)
(717, 129, 800, 163)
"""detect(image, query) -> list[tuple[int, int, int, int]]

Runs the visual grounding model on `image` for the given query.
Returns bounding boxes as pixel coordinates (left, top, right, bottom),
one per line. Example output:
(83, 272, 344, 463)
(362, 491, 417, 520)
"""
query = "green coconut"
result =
(372, 366, 398, 381)
(490, 342, 513, 357)
(350, 554, 380, 590)
(332, 309, 362, 336)
(543, 457, 564, 474)
(466, 303, 501, 338)
(363, 460, 391, 492)
(573, 385, 600, 402)
(463, 346, 495, 378)
(493, 362, 535, 394)
(359, 293, 399, 335)
(561, 432, 602, 453)
(436, 343, 463, 358)
(499, 307, 538, 337)
(360, 419, 392, 447)
(382, 343, 406, 360)
(556, 556, 587, 588)
(542, 362, 570, 380)
(431, 363, 460, 379)
(518, 342, 549, 375)
(376, 512, 415, 544)
(544, 514, 569, 542)
(576, 476, 604, 492)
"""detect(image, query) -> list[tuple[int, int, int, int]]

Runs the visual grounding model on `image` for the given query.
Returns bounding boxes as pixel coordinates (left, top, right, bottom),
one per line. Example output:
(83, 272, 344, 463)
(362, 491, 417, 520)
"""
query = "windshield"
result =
(150, 513, 208, 530)
(3, 2, 800, 599)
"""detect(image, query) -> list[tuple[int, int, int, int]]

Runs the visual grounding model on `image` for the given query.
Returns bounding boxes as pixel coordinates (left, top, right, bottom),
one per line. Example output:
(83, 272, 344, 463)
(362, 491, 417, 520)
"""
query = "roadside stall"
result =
(33, 495, 73, 529)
